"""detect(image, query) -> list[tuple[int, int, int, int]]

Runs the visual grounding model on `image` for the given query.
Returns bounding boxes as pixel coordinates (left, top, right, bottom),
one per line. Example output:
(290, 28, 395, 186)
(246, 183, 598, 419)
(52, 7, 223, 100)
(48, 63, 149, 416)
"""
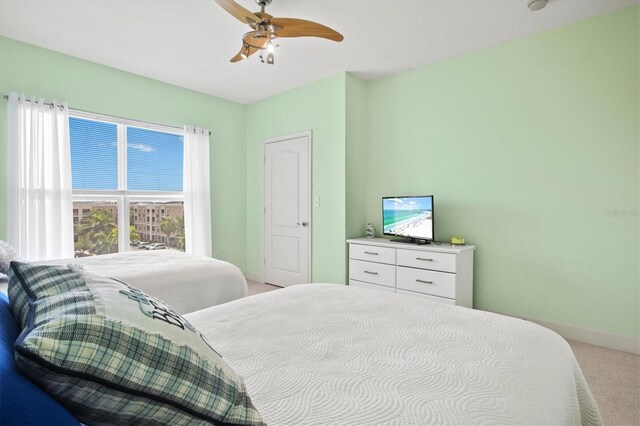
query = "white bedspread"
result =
(186, 284, 602, 426)
(38, 250, 247, 314)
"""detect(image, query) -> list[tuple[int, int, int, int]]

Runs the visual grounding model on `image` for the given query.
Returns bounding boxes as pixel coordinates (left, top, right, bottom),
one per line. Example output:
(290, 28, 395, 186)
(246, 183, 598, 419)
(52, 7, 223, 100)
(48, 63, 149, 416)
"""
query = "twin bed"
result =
(14, 250, 601, 424)
(36, 250, 248, 314)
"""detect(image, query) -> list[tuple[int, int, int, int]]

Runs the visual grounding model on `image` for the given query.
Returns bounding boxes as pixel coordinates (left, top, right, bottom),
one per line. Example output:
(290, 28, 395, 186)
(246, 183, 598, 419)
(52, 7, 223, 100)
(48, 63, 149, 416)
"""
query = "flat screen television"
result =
(382, 195, 434, 243)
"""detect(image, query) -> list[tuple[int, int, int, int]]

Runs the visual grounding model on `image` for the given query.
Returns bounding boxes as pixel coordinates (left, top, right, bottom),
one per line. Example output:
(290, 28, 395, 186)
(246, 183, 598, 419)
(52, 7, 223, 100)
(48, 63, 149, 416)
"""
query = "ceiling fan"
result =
(215, 0, 344, 64)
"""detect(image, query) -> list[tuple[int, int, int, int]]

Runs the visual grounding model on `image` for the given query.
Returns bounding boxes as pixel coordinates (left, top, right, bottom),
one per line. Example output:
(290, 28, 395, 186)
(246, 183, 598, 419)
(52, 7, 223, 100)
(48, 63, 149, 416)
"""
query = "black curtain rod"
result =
(2, 94, 211, 136)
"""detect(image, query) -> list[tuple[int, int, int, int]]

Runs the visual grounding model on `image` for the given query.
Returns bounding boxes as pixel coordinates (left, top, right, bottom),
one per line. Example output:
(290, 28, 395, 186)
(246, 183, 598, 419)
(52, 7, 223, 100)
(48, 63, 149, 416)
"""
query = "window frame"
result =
(70, 109, 184, 253)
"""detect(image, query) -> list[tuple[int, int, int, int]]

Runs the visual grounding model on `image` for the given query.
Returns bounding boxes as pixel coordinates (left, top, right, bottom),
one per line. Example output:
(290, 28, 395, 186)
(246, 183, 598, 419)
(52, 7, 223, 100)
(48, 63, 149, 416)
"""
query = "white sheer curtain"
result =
(183, 125, 212, 257)
(7, 92, 74, 261)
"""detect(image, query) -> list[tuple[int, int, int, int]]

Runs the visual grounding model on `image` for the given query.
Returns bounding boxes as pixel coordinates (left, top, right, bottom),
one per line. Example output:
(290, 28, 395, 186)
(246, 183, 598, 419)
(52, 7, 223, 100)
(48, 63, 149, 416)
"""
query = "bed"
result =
(36, 250, 247, 313)
(186, 284, 603, 425)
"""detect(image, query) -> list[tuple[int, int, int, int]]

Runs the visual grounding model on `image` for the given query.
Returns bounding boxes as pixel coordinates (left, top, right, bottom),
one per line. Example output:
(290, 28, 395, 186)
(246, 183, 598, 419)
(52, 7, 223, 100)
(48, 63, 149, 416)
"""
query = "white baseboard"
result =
(488, 309, 640, 355)
(244, 272, 264, 283)
(527, 317, 639, 355)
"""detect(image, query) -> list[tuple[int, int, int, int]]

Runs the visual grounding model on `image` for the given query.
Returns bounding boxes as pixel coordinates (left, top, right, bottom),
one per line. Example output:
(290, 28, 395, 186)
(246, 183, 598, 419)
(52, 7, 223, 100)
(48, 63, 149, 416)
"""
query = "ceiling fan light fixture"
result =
(216, 0, 343, 64)
(527, 0, 548, 12)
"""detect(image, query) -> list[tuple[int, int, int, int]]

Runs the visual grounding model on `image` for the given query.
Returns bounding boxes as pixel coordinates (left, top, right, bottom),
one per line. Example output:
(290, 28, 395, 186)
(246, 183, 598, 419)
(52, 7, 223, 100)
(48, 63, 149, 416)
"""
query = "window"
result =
(70, 113, 185, 257)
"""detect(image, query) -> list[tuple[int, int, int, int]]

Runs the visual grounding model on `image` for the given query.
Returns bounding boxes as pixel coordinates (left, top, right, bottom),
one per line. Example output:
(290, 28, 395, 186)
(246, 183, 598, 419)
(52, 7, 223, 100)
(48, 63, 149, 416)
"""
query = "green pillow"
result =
(10, 262, 263, 425)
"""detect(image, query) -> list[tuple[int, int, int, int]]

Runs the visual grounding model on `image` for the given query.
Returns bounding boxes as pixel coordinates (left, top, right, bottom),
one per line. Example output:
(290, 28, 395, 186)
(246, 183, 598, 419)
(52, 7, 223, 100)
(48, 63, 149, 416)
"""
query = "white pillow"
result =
(0, 241, 18, 275)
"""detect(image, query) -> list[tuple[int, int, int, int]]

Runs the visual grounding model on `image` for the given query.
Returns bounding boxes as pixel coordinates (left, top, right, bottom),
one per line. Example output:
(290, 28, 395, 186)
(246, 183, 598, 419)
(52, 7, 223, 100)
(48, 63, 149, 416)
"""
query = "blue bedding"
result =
(0, 292, 80, 425)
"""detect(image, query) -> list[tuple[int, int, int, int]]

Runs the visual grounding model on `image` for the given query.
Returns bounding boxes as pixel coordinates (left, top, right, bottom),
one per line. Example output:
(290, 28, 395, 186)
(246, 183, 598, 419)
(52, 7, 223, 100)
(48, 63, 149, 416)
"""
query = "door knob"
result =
(296, 222, 309, 227)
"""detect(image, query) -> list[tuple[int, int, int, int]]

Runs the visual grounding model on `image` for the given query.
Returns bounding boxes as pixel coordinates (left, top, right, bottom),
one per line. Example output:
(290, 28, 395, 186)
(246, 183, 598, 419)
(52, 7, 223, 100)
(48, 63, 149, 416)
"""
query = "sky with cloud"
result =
(384, 196, 433, 211)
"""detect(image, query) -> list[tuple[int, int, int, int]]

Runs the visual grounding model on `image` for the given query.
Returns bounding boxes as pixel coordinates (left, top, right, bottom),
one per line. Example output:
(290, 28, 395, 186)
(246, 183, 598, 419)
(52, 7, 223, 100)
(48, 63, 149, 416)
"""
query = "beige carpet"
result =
(246, 280, 640, 425)
(247, 279, 281, 296)
(568, 339, 639, 425)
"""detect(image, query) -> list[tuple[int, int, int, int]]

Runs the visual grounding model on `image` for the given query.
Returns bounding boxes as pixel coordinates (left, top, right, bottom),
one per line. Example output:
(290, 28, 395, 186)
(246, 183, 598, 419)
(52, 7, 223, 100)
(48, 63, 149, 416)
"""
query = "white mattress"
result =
(38, 250, 247, 314)
(186, 284, 603, 426)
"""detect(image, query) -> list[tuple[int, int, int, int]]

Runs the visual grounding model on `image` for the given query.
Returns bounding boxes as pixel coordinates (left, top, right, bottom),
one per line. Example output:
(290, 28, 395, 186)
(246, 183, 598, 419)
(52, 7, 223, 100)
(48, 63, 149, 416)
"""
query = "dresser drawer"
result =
(397, 290, 456, 305)
(397, 248, 457, 273)
(350, 244, 396, 265)
(349, 280, 395, 293)
(397, 267, 456, 299)
(349, 259, 396, 288)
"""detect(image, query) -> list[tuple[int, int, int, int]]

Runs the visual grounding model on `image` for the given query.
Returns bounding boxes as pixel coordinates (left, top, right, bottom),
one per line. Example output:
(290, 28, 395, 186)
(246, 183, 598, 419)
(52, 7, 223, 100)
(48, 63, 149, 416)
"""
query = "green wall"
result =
(245, 74, 347, 283)
(0, 36, 248, 271)
(0, 5, 637, 338)
(364, 6, 639, 337)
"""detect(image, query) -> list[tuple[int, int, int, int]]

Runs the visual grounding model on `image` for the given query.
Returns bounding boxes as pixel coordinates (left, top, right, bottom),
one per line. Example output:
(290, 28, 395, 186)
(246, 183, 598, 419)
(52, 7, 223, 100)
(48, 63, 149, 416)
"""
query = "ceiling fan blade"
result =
(215, 0, 261, 25)
(230, 45, 258, 62)
(271, 18, 344, 42)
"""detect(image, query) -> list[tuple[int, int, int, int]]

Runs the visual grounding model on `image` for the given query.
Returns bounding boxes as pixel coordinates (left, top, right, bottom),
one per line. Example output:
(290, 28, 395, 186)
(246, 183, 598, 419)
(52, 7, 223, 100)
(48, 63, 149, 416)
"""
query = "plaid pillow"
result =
(10, 262, 264, 425)
(7, 261, 85, 329)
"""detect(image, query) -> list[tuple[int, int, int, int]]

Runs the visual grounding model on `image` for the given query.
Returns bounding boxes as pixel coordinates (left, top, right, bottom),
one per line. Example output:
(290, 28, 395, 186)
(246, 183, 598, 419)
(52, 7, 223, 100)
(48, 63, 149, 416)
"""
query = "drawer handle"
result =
(416, 257, 434, 261)
(364, 271, 379, 275)
(364, 251, 378, 255)
(416, 279, 434, 284)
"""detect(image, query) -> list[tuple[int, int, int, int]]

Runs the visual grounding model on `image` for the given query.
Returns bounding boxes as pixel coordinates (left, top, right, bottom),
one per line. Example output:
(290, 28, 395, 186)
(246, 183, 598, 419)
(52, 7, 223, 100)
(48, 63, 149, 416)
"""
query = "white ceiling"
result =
(0, 0, 637, 104)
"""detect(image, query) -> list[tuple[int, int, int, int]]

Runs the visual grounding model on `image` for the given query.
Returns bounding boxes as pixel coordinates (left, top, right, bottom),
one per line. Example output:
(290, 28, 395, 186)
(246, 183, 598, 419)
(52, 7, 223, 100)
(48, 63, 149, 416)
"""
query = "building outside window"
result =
(70, 113, 185, 257)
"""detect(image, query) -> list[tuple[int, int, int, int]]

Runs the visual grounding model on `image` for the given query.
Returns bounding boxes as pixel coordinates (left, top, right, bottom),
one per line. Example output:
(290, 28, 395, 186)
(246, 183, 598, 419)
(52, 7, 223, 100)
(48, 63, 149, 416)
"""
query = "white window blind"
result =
(70, 117, 118, 190)
(126, 127, 184, 192)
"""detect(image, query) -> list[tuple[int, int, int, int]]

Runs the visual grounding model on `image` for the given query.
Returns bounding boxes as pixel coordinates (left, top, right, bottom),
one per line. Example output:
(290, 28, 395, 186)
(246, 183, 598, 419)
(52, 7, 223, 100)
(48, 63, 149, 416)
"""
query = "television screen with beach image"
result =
(383, 196, 433, 240)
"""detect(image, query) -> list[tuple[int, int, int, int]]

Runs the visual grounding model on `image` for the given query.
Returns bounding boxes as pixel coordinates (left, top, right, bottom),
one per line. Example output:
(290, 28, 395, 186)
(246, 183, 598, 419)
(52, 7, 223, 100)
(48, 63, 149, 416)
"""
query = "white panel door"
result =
(264, 133, 310, 286)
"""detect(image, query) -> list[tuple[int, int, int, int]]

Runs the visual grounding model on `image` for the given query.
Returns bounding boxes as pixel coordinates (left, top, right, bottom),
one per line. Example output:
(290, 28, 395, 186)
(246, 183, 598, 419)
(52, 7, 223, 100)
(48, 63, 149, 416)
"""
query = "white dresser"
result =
(347, 238, 475, 308)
